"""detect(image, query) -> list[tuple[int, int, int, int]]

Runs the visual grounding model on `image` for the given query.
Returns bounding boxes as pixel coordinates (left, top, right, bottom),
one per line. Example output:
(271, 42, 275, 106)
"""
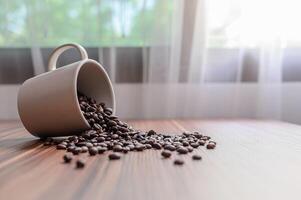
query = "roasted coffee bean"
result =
(199, 140, 206, 146)
(135, 144, 145, 151)
(89, 147, 98, 156)
(206, 143, 216, 149)
(63, 154, 73, 163)
(76, 142, 86, 147)
(76, 159, 85, 168)
(182, 141, 189, 146)
(113, 145, 123, 152)
(81, 146, 88, 153)
(152, 143, 162, 149)
(57, 144, 66, 150)
(111, 134, 119, 139)
(164, 144, 176, 151)
(161, 150, 171, 158)
(72, 147, 82, 155)
(177, 147, 188, 154)
(85, 142, 93, 148)
(174, 159, 184, 165)
(93, 123, 102, 130)
(192, 155, 202, 160)
(97, 147, 107, 154)
(147, 130, 156, 136)
(190, 142, 199, 148)
(108, 120, 117, 127)
(67, 146, 75, 152)
(187, 146, 194, 152)
(108, 153, 121, 160)
(123, 147, 130, 153)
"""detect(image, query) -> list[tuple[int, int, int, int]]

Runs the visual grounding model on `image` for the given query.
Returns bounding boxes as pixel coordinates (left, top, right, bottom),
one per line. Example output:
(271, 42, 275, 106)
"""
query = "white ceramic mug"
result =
(17, 43, 115, 137)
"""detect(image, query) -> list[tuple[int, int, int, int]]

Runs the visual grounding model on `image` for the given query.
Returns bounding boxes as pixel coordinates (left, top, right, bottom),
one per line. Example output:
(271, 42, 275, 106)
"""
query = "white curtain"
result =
(135, 0, 301, 120)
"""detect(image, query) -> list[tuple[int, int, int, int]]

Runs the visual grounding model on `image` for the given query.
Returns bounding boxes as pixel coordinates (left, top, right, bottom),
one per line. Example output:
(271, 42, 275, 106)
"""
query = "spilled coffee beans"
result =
(41, 92, 217, 169)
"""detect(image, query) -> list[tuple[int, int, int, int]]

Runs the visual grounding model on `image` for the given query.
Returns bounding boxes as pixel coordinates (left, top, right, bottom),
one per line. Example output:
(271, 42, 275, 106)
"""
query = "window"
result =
(0, 0, 172, 47)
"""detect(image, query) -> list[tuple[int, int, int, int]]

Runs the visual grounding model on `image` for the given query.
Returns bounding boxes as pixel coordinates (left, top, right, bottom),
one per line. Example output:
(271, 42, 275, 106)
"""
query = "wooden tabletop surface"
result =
(0, 119, 300, 200)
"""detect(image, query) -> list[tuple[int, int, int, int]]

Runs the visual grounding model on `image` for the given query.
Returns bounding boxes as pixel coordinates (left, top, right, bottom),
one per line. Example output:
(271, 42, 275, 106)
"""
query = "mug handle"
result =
(47, 43, 88, 71)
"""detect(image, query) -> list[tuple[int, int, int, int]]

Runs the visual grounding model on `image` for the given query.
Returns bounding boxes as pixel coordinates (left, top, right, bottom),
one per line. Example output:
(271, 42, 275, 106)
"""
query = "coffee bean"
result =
(190, 142, 199, 148)
(108, 120, 117, 127)
(72, 147, 82, 155)
(81, 146, 88, 153)
(67, 146, 75, 152)
(182, 141, 189, 146)
(123, 147, 130, 153)
(152, 143, 162, 149)
(174, 159, 184, 165)
(199, 140, 206, 146)
(206, 143, 216, 149)
(177, 147, 188, 154)
(135, 144, 145, 151)
(187, 146, 193, 152)
(57, 144, 66, 150)
(113, 145, 123, 152)
(63, 154, 73, 163)
(161, 150, 171, 158)
(164, 144, 176, 151)
(76, 158, 85, 168)
(86, 142, 93, 148)
(97, 147, 107, 154)
(76, 142, 86, 147)
(192, 155, 202, 160)
(89, 147, 98, 156)
(147, 130, 156, 136)
(108, 153, 121, 160)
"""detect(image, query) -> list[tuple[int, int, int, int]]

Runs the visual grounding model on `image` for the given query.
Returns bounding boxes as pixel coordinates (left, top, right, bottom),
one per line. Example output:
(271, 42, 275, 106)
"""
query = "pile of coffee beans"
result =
(41, 92, 217, 169)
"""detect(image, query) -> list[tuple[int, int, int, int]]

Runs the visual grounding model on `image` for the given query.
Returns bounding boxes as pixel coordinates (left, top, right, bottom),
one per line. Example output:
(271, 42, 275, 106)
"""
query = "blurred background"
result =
(1, 0, 301, 123)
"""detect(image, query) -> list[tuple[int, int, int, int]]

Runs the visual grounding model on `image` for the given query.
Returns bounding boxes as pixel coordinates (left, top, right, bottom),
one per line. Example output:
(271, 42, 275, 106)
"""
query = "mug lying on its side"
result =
(17, 43, 115, 138)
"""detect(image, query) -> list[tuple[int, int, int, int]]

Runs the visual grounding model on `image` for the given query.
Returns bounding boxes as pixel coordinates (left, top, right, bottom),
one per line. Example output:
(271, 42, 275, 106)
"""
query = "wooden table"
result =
(0, 120, 300, 200)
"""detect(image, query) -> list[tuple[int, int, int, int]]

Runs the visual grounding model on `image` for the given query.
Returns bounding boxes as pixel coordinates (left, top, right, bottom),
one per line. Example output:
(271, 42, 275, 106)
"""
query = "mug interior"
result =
(76, 60, 115, 112)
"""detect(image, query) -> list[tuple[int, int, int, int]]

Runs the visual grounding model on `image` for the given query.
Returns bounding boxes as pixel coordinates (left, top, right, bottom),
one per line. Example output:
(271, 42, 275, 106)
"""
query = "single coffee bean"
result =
(108, 153, 121, 160)
(187, 146, 194, 152)
(108, 120, 117, 127)
(206, 143, 216, 149)
(63, 154, 73, 163)
(67, 146, 75, 152)
(72, 147, 82, 155)
(164, 144, 176, 151)
(97, 147, 107, 154)
(81, 146, 88, 153)
(192, 155, 202, 160)
(199, 140, 206, 146)
(190, 142, 199, 148)
(89, 147, 98, 156)
(123, 147, 130, 153)
(113, 145, 123, 152)
(76, 158, 85, 169)
(152, 143, 162, 150)
(177, 147, 188, 154)
(174, 159, 184, 165)
(161, 150, 171, 158)
(147, 130, 156, 136)
(182, 141, 189, 146)
(57, 144, 66, 150)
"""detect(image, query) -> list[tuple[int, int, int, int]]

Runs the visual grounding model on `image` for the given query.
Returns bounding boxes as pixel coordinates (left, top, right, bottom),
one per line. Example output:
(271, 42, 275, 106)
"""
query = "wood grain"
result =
(0, 119, 300, 200)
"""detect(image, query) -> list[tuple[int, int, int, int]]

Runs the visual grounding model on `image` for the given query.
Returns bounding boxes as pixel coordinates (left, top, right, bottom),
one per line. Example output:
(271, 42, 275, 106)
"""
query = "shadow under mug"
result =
(17, 43, 115, 137)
